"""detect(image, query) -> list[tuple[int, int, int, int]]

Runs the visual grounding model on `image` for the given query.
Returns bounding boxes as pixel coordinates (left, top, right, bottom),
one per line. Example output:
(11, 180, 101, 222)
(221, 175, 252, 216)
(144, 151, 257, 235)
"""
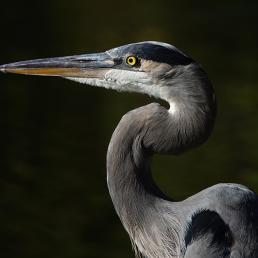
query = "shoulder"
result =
(183, 183, 258, 257)
(191, 183, 257, 206)
(203, 183, 258, 210)
(190, 183, 258, 219)
(184, 209, 232, 258)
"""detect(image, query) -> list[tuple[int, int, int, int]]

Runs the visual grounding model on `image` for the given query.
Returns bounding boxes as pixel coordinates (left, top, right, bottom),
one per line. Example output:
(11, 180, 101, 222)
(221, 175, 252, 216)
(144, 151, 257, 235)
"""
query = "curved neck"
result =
(107, 95, 214, 197)
(106, 63, 216, 257)
(107, 97, 215, 257)
(107, 95, 215, 212)
(107, 104, 172, 213)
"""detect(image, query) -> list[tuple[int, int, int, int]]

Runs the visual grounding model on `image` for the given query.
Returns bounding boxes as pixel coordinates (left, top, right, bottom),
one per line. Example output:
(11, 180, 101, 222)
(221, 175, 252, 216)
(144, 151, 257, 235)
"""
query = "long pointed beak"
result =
(0, 52, 115, 78)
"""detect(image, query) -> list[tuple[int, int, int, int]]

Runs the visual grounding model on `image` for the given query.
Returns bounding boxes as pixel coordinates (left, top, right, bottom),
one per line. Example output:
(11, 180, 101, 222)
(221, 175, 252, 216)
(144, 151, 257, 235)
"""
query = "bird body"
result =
(1, 41, 258, 257)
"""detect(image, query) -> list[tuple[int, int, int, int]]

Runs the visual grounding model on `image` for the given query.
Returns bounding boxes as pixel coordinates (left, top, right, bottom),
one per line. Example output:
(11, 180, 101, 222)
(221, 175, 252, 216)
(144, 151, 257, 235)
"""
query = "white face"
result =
(66, 57, 174, 101)
(66, 60, 180, 116)
(67, 69, 151, 94)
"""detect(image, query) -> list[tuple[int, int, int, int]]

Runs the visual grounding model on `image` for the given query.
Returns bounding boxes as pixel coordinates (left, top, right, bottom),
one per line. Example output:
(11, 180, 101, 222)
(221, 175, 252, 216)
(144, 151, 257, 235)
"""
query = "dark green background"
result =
(0, 0, 258, 257)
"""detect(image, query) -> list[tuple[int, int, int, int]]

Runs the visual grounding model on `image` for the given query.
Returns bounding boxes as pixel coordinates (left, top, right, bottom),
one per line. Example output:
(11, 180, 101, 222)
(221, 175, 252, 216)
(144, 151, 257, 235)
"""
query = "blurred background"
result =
(0, 0, 258, 257)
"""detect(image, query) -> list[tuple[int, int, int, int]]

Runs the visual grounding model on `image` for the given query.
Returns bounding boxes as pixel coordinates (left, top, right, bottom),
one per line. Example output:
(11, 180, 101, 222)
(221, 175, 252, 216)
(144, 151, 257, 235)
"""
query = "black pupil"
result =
(129, 57, 134, 64)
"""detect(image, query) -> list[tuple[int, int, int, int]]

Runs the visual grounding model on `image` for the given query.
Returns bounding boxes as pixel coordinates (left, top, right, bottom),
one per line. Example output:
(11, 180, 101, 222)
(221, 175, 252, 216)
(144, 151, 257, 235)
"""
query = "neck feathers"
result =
(107, 69, 216, 208)
(106, 68, 216, 257)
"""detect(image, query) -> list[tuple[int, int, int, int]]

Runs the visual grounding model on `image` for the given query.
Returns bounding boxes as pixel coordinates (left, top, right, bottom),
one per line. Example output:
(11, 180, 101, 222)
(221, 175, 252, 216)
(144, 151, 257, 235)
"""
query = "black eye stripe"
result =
(112, 43, 193, 66)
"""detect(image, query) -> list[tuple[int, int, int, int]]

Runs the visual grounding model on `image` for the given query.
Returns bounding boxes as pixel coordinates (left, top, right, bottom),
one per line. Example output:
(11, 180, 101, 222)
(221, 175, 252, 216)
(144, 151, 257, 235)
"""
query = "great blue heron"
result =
(1, 41, 258, 258)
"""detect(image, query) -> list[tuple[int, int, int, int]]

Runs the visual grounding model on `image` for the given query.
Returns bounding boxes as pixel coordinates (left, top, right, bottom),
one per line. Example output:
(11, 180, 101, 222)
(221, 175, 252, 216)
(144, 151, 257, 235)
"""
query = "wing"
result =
(184, 210, 232, 258)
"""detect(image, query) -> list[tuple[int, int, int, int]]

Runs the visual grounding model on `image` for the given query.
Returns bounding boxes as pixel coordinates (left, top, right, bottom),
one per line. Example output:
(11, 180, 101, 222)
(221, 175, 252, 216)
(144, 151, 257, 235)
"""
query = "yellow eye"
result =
(126, 56, 138, 66)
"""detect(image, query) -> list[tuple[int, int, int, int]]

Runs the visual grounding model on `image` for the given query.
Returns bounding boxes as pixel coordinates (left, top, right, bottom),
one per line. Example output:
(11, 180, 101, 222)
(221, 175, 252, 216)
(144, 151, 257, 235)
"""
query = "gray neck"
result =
(106, 65, 216, 255)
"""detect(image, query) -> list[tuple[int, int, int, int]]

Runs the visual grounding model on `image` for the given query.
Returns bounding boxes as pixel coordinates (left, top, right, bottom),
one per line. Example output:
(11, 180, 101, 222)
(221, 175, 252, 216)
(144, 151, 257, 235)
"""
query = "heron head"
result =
(0, 42, 209, 108)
